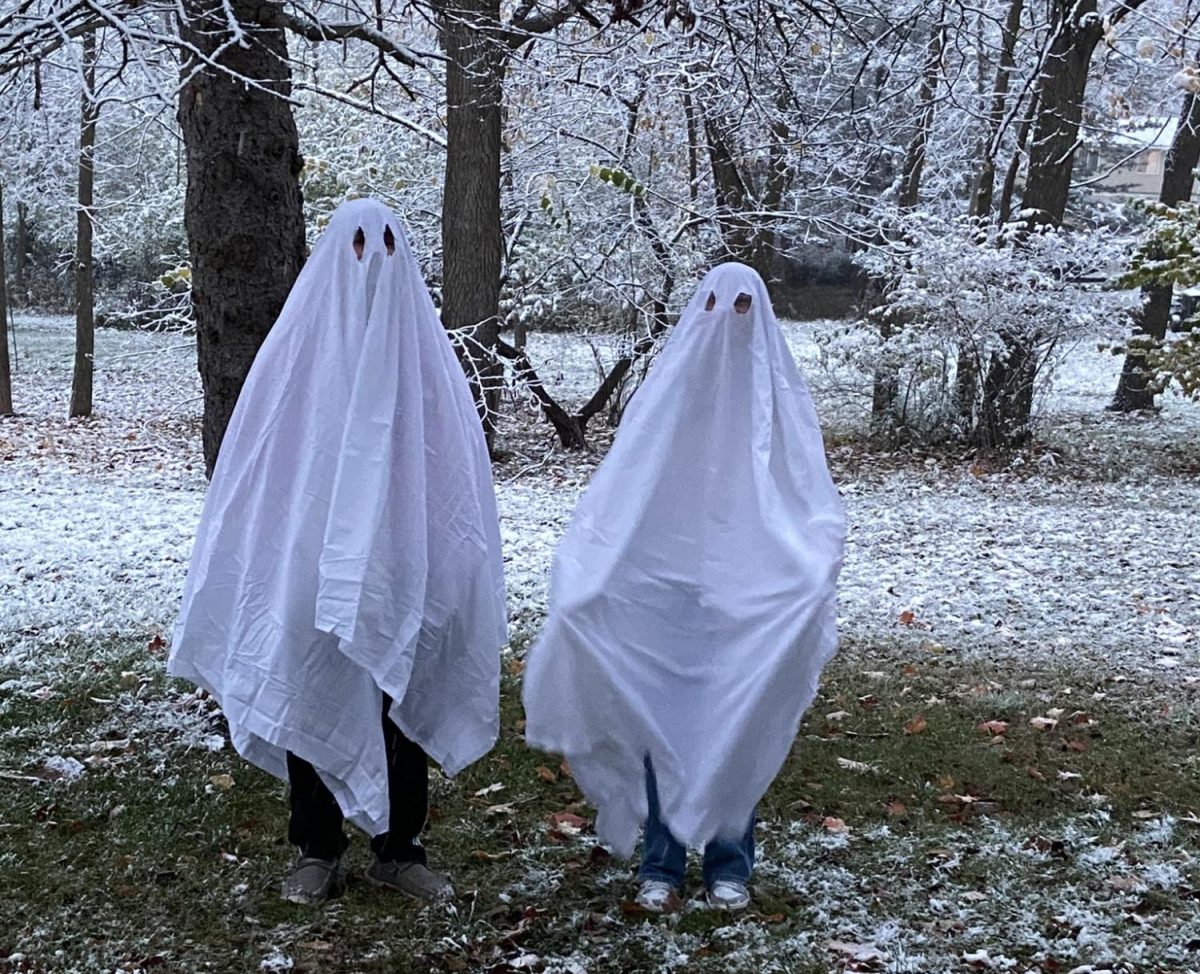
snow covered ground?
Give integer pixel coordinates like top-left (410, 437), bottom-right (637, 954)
top-left (2, 314), bottom-right (1197, 687)
top-left (3, 315), bottom-right (1200, 973)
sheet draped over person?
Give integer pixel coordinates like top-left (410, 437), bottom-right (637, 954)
top-left (170, 198), bottom-right (507, 835)
top-left (523, 263), bottom-right (845, 857)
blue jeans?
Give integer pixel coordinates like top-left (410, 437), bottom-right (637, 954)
top-left (637, 759), bottom-right (755, 888)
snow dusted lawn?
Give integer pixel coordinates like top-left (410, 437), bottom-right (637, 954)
top-left (3, 315), bottom-right (1200, 973)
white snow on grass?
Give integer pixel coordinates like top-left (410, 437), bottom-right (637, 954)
top-left (2, 314), bottom-right (1198, 691)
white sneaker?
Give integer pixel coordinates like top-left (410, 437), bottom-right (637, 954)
top-left (706, 880), bottom-right (750, 911)
top-left (634, 879), bottom-right (683, 914)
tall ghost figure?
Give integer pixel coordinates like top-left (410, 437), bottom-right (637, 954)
top-left (170, 199), bottom-right (507, 904)
top-left (523, 263), bottom-right (844, 908)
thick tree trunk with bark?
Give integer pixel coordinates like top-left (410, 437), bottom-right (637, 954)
top-left (436, 0), bottom-right (505, 443)
top-left (177, 0), bottom-right (306, 477)
top-left (70, 30), bottom-right (98, 420)
top-left (1110, 88), bottom-right (1200, 411)
top-left (704, 113), bottom-right (754, 264)
top-left (0, 183), bottom-right (12, 416)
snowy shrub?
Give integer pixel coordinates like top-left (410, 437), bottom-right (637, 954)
top-left (824, 213), bottom-right (1135, 447)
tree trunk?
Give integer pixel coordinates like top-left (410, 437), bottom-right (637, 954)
top-left (436, 0), bottom-right (505, 445)
top-left (977, 1), bottom-right (1106, 448)
top-left (1110, 87), bottom-right (1200, 411)
top-left (960, 0), bottom-right (1023, 424)
top-left (1019, 4), bottom-right (1100, 226)
top-left (177, 0), bottom-right (306, 477)
top-left (970, 0), bottom-right (1024, 219)
top-left (704, 112), bottom-right (754, 263)
top-left (0, 183), bottom-right (12, 416)
top-left (69, 30), bottom-right (98, 420)
top-left (873, 15), bottom-right (944, 425)
top-left (13, 200), bottom-right (27, 302)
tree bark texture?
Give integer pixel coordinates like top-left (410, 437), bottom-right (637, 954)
top-left (1110, 86), bottom-right (1200, 411)
top-left (436, 0), bottom-right (505, 443)
top-left (69, 30), bottom-right (98, 420)
top-left (0, 183), bottom-right (12, 416)
top-left (13, 200), bottom-right (27, 300)
top-left (177, 0), bottom-right (306, 477)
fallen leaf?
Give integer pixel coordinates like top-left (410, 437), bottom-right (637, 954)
top-left (858, 694), bottom-right (879, 710)
top-left (549, 811), bottom-right (588, 830)
top-left (885, 800), bottom-right (908, 817)
top-left (825, 710), bottom-right (850, 722)
top-left (1027, 768), bottom-right (1046, 781)
top-left (975, 720), bottom-right (1009, 735)
top-left (822, 816), bottom-right (849, 834)
top-left (898, 610), bottom-right (916, 626)
top-left (535, 765), bottom-right (557, 783)
top-left (1029, 716), bottom-right (1058, 731)
top-left (559, 759), bottom-right (573, 779)
top-left (904, 714), bottom-right (928, 735)
top-left (207, 773), bottom-right (234, 791)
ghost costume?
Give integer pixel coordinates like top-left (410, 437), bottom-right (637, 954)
top-left (169, 199), bottom-right (507, 839)
top-left (522, 263), bottom-right (844, 858)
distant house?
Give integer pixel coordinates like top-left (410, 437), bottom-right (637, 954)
top-left (1078, 118), bottom-right (1191, 202)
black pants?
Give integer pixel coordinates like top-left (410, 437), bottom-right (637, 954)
top-left (286, 694), bottom-right (428, 864)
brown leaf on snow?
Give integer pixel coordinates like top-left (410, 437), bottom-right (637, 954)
top-left (898, 610), bottom-right (916, 626)
top-left (549, 811), bottom-right (589, 830)
top-left (904, 714), bottom-right (928, 735)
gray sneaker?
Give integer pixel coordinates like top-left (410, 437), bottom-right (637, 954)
top-left (281, 855), bottom-right (343, 905)
top-left (365, 859), bottom-right (455, 902)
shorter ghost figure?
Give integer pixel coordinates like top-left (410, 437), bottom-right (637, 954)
top-left (170, 199), bottom-right (507, 905)
top-left (522, 262), bottom-right (845, 912)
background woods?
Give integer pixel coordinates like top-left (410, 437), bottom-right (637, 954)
top-left (1, 0), bottom-right (1200, 454)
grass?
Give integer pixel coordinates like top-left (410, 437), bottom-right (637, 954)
top-left (4, 641), bottom-right (1200, 973)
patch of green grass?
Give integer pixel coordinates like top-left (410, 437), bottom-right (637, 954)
top-left (3, 649), bottom-right (1200, 973)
